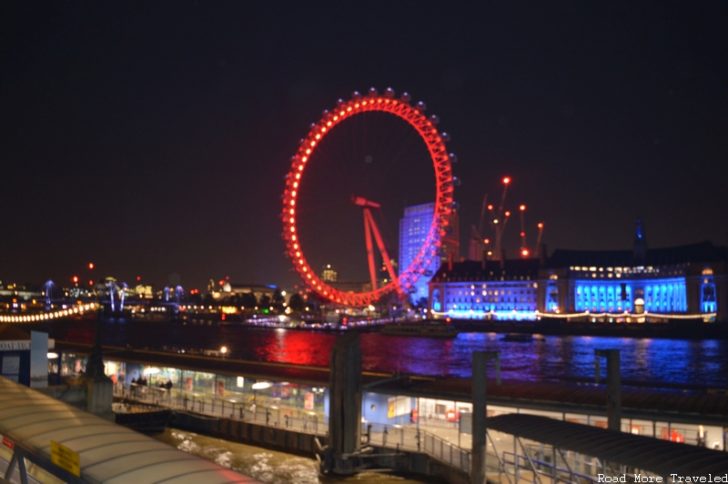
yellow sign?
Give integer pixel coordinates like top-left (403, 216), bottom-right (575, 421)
top-left (50, 440), bottom-right (80, 477)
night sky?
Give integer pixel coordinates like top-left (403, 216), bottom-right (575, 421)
top-left (2, 2), bottom-right (727, 290)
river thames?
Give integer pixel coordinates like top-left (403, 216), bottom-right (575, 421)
top-left (154, 428), bottom-right (429, 484)
top-left (50, 318), bottom-right (728, 389)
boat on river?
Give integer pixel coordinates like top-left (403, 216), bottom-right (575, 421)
top-left (500, 332), bottom-right (545, 342)
top-left (380, 320), bottom-right (458, 338)
top-left (500, 332), bottom-right (533, 342)
top-left (113, 402), bottom-right (172, 433)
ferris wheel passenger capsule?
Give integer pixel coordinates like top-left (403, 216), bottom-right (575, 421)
top-left (451, 200), bottom-right (460, 210)
top-left (351, 91), bottom-right (362, 99)
top-left (384, 87), bottom-right (395, 98)
top-left (441, 132), bottom-right (451, 142)
top-left (337, 98), bottom-right (345, 105)
top-left (448, 153), bottom-right (458, 163)
top-left (452, 176), bottom-right (461, 187)
top-left (416, 101), bottom-right (427, 111)
top-left (400, 92), bottom-right (411, 103)
top-left (429, 114), bottom-right (440, 125)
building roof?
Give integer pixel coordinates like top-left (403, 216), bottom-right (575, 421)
top-left (55, 340), bottom-right (728, 426)
top-left (486, 413), bottom-right (728, 475)
top-left (0, 325), bottom-right (31, 341)
top-left (548, 241), bottom-right (728, 268)
top-left (432, 259), bottom-right (541, 282)
top-left (0, 376), bottom-right (257, 483)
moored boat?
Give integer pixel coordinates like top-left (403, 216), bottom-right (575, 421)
top-left (381, 321), bottom-right (458, 338)
top-left (113, 402), bottom-right (172, 433)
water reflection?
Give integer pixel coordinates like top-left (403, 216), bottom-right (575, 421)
top-left (45, 319), bottom-right (728, 389)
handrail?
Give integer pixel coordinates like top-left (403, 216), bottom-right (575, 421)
top-left (114, 384), bottom-right (472, 473)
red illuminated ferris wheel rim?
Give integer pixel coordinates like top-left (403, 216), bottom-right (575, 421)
top-left (281, 91), bottom-right (455, 306)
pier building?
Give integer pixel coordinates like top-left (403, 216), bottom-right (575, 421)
top-left (48, 342), bottom-right (728, 482)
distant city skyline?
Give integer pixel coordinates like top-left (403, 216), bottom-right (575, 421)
top-left (2, 2), bottom-right (726, 289)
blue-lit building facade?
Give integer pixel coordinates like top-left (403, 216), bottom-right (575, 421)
top-left (430, 240), bottom-right (727, 323)
top-left (430, 259), bottom-right (540, 320)
top-left (399, 203), bottom-right (440, 305)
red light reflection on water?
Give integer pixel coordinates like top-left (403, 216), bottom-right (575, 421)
top-left (253, 329), bottom-right (335, 366)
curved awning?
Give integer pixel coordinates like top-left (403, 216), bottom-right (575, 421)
top-left (487, 413), bottom-right (728, 475)
top-left (0, 376), bottom-right (257, 483)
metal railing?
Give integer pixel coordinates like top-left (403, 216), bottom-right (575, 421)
top-left (114, 384), bottom-right (473, 474)
top-left (500, 449), bottom-right (599, 483)
top-left (360, 422), bottom-right (471, 473)
top-left (115, 383), bottom-right (329, 436)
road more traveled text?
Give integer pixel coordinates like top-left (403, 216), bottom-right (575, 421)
top-left (598, 474), bottom-right (728, 483)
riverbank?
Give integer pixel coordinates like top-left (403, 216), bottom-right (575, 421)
top-left (174, 316), bottom-right (728, 340)
top-left (450, 318), bottom-right (728, 339)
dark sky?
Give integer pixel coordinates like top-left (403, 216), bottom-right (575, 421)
top-left (1, 2), bottom-right (726, 290)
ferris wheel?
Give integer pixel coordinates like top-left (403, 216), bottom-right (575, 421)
top-left (281, 87), bottom-right (455, 306)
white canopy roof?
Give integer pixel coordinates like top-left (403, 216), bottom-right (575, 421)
top-left (0, 376), bottom-right (257, 483)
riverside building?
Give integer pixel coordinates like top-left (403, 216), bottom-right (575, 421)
top-left (429, 223), bottom-right (726, 322)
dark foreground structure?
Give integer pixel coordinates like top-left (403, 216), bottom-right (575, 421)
top-left (0, 376), bottom-right (256, 483)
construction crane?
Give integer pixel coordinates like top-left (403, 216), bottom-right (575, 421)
top-left (535, 222), bottom-right (545, 258)
top-left (519, 204), bottom-right (529, 257)
top-left (472, 176), bottom-right (545, 261)
top-left (490, 176), bottom-right (512, 262)
top-left (469, 194), bottom-right (492, 261)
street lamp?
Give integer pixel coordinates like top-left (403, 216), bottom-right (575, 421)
top-left (251, 381), bottom-right (271, 404)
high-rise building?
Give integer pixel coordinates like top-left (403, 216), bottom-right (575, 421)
top-left (398, 203), bottom-right (447, 305)
top-left (321, 264), bottom-right (338, 283)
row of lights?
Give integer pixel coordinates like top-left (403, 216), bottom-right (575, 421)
top-left (570, 265), bottom-right (661, 274)
top-left (537, 310), bottom-right (716, 320)
top-left (0, 303), bottom-right (100, 323)
top-left (434, 308), bottom-right (717, 320)
top-left (282, 88), bottom-right (454, 306)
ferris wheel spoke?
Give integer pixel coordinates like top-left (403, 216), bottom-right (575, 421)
top-left (281, 88), bottom-right (455, 306)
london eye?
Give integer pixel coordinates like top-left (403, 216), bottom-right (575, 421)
top-left (281, 88), bottom-right (456, 306)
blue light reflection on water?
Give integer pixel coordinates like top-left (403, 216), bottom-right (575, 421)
top-left (50, 319), bottom-right (728, 390)
top-left (375, 332), bottom-right (728, 388)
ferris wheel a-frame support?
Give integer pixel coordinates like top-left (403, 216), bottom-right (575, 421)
top-left (353, 196), bottom-right (398, 293)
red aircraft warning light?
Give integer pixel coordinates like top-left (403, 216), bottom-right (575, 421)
top-left (502, 176), bottom-right (511, 185)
